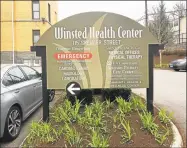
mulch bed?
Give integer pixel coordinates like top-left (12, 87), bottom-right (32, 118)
top-left (28, 95), bottom-right (173, 148)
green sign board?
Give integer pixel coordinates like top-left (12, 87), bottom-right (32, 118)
top-left (37, 12), bottom-right (157, 89)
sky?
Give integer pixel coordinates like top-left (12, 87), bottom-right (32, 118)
top-left (57, 1), bottom-right (186, 25)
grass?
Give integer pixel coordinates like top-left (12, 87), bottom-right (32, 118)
top-left (154, 127), bottom-right (170, 145)
top-left (88, 128), bottom-right (110, 147)
top-left (116, 96), bottom-right (132, 114)
top-left (78, 100), bottom-right (106, 130)
top-left (119, 116), bottom-right (134, 143)
top-left (130, 95), bottom-right (146, 111)
top-left (69, 98), bottom-right (82, 122)
top-left (158, 108), bottom-right (173, 125)
top-left (138, 109), bottom-right (173, 145)
top-left (51, 98), bottom-right (82, 123)
top-left (63, 123), bottom-right (83, 147)
top-left (23, 121), bottom-right (62, 147)
top-left (51, 106), bottom-right (71, 123)
top-left (138, 110), bottom-right (159, 134)
top-left (105, 99), bottom-right (115, 110)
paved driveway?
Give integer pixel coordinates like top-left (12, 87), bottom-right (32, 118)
top-left (0, 91), bottom-right (64, 148)
top-left (133, 69), bottom-right (186, 143)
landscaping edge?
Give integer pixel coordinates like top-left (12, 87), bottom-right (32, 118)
top-left (19, 91), bottom-right (64, 148)
top-left (136, 93), bottom-right (183, 148)
top-left (19, 92), bottom-right (183, 148)
top-left (19, 118), bottom-right (42, 148)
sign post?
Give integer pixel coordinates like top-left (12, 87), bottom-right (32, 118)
top-left (31, 46), bottom-right (49, 122)
top-left (147, 44), bottom-right (164, 115)
top-left (31, 12), bottom-right (163, 121)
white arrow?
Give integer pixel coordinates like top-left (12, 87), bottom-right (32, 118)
top-left (67, 83), bottom-right (80, 95)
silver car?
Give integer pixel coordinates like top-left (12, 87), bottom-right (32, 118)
top-left (0, 64), bottom-right (55, 141)
top-left (169, 57), bottom-right (186, 71)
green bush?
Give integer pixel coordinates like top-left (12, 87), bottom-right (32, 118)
top-left (68, 89), bottom-right (93, 105)
top-left (102, 88), bottom-right (131, 102)
top-left (93, 89), bottom-right (102, 95)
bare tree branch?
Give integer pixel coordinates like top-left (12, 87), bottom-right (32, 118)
top-left (172, 1), bottom-right (186, 18)
top-left (148, 1), bottom-right (174, 45)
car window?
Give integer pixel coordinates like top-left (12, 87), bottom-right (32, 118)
top-left (5, 67), bottom-right (26, 85)
top-left (21, 66), bottom-right (40, 80)
top-left (2, 73), bottom-right (14, 86)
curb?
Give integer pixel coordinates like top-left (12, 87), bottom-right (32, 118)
top-left (136, 93), bottom-right (183, 148)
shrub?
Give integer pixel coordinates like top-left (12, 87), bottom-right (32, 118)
top-left (68, 89), bottom-right (93, 105)
top-left (102, 88), bottom-right (131, 102)
top-left (93, 89), bottom-right (102, 95)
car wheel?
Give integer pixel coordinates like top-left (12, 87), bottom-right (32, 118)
top-left (3, 106), bottom-right (22, 141)
top-left (49, 89), bottom-right (55, 102)
top-left (174, 69), bottom-right (180, 71)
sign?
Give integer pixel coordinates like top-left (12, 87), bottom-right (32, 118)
top-left (66, 82), bottom-right (81, 96)
top-left (37, 12), bottom-right (157, 89)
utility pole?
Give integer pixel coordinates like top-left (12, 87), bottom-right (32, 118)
top-left (145, 0), bottom-right (148, 27)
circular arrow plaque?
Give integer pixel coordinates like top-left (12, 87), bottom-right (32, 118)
top-left (66, 82), bottom-right (81, 96)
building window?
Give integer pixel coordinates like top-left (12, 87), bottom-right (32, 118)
top-left (48, 3), bottom-right (51, 23)
top-left (32, 0), bottom-right (40, 19)
top-left (33, 30), bottom-right (40, 45)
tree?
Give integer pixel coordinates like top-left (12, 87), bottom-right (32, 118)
top-left (148, 1), bottom-right (174, 45)
top-left (172, 1), bottom-right (186, 18)
top-left (171, 1), bottom-right (186, 44)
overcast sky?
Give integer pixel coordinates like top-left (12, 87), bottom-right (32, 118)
top-left (58, 1), bottom-right (186, 24)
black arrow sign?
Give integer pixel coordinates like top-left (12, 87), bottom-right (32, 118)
top-left (66, 82), bottom-right (81, 96)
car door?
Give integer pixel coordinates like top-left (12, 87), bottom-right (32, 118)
top-left (3, 66), bottom-right (36, 117)
top-left (19, 66), bottom-right (42, 104)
